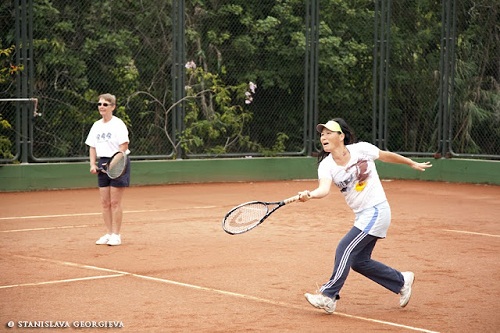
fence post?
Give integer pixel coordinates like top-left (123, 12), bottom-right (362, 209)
top-left (437, 0), bottom-right (457, 158)
top-left (372, 0), bottom-right (392, 150)
top-left (15, 0), bottom-right (34, 164)
top-left (304, 0), bottom-right (319, 156)
top-left (172, 0), bottom-right (186, 159)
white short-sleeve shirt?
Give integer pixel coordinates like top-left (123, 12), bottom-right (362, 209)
top-left (318, 141), bottom-right (387, 213)
top-left (318, 142), bottom-right (390, 237)
top-left (85, 116), bottom-right (129, 158)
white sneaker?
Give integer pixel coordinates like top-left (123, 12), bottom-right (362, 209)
top-left (96, 234), bottom-right (111, 245)
top-left (107, 234), bottom-right (121, 246)
top-left (400, 271), bottom-right (415, 307)
top-left (304, 293), bottom-right (337, 314)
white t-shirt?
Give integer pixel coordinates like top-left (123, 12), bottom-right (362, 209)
top-left (85, 116), bottom-right (129, 158)
top-left (318, 141), bottom-right (387, 213)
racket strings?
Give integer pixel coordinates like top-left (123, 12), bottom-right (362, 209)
top-left (107, 154), bottom-right (126, 178)
top-left (224, 203), bottom-right (269, 233)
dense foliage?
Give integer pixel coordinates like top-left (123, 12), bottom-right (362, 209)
top-left (0, 0), bottom-right (498, 161)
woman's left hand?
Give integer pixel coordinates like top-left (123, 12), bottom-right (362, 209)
top-left (411, 161), bottom-right (432, 171)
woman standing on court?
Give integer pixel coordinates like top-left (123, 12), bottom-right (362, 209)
top-left (85, 93), bottom-right (130, 246)
top-left (298, 118), bottom-right (432, 314)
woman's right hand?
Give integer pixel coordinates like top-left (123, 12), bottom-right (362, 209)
top-left (298, 190), bottom-right (312, 202)
top-left (90, 165), bottom-right (98, 174)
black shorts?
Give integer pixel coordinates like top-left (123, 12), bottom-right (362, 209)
top-left (97, 156), bottom-right (131, 188)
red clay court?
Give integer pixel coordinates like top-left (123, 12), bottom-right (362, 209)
top-left (1, 179), bottom-right (499, 332)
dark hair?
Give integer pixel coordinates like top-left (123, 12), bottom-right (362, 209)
top-left (317, 118), bottom-right (357, 164)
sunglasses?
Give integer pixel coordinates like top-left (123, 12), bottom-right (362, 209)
top-left (97, 103), bottom-right (113, 107)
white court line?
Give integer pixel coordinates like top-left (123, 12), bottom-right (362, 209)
top-left (0, 212), bottom-right (100, 220)
top-left (1, 224), bottom-right (98, 233)
top-left (443, 229), bottom-right (500, 238)
top-left (0, 206), bottom-right (218, 221)
top-left (9, 255), bottom-right (439, 333)
top-left (0, 207), bottom-right (219, 233)
top-left (0, 274), bottom-right (125, 289)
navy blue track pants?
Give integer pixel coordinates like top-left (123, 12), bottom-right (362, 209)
top-left (319, 226), bottom-right (405, 299)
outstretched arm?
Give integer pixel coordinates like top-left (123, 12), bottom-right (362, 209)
top-left (378, 150), bottom-right (432, 172)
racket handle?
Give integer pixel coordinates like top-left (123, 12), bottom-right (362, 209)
top-left (283, 194), bottom-right (300, 205)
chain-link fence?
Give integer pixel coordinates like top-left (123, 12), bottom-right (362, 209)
top-left (1, 0), bottom-right (499, 164)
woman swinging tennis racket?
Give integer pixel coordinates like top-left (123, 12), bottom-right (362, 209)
top-left (298, 118), bottom-right (432, 314)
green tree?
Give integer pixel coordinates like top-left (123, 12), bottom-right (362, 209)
top-left (180, 63), bottom-right (288, 156)
top-left (30, 0), bottom-right (144, 157)
top-left (0, 45), bottom-right (22, 159)
top-left (452, 0), bottom-right (500, 154)
top-left (3, 0), bottom-right (498, 161)
top-left (388, 0), bottom-right (442, 152)
top-left (185, 0), bottom-right (306, 152)
top-left (317, 0), bottom-right (376, 140)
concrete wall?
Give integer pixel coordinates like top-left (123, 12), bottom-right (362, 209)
top-left (1, 157), bottom-right (499, 192)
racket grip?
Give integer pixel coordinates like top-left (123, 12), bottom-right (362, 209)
top-left (283, 194), bottom-right (301, 204)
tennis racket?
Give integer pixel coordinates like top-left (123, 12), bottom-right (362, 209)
top-left (222, 194), bottom-right (301, 235)
top-left (98, 151), bottom-right (128, 179)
